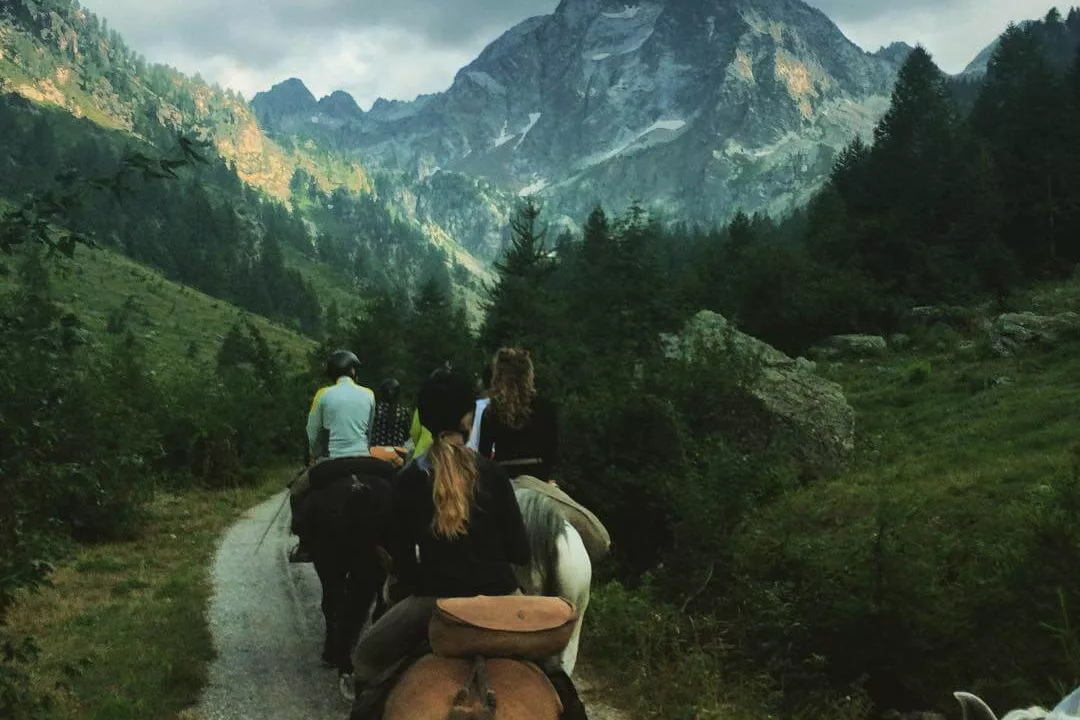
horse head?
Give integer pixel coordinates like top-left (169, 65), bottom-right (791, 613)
top-left (954, 686), bottom-right (1080, 720)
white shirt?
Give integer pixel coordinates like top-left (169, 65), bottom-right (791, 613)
top-left (466, 397), bottom-right (490, 451)
top-left (306, 376), bottom-right (375, 459)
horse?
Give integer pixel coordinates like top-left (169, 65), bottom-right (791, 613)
top-left (511, 485), bottom-right (593, 677)
top-left (954, 685), bottom-right (1080, 720)
top-left (291, 461), bottom-right (394, 674)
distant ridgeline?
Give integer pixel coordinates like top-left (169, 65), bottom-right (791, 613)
top-left (0, 0), bottom-right (481, 338)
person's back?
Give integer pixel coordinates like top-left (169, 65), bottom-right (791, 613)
top-left (477, 348), bottom-right (559, 481)
top-left (310, 377), bottom-right (376, 459)
top-left (391, 452), bottom-right (527, 597)
top-left (479, 395), bottom-right (557, 478)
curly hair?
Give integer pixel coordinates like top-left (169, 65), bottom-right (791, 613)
top-left (489, 347), bottom-right (536, 430)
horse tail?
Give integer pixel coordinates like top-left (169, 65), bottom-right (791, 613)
top-left (514, 487), bottom-right (565, 596)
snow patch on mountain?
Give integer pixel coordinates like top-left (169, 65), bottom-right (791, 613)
top-left (648, 120), bottom-right (686, 132)
top-left (602, 5), bottom-right (640, 19)
top-left (493, 121), bottom-right (514, 148)
top-left (519, 176), bottom-right (549, 196)
top-left (578, 117), bottom-right (689, 169)
top-left (516, 113), bottom-right (542, 148)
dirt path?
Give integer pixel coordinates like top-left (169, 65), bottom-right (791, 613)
top-left (184, 490), bottom-right (630, 719)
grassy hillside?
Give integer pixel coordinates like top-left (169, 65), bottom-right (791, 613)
top-left (583, 273), bottom-right (1080, 717)
top-left (0, 244), bottom-right (317, 373)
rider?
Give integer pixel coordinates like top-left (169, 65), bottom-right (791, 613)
top-left (348, 368), bottom-right (531, 719)
top-left (478, 347), bottom-right (559, 482)
top-left (369, 377), bottom-right (412, 448)
top-left (291, 349), bottom-right (389, 561)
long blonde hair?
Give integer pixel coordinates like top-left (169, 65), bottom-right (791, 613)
top-left (428, 433), bottom-right (479, 539)
top-left (489, 347), bottom-right (536, 430)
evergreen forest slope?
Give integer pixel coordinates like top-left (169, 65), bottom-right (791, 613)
top-left (0, 0), bottom-right (490, 332)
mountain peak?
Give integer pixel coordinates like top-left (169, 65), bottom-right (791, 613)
top-left (873, 41), bottom-right (915, 66)
top-left (251, 78), bottom-right (318, 122)
top-left (317, 90), bottom-right (360, 119)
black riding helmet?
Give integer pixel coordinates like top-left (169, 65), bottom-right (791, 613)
top-left (326, 349), bottom-right (360, 380)
top-left (378, 378), bottom-right (400, 403)
top-left (417, 370), bottom-right (476, 436)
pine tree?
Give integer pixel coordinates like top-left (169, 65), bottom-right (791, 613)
top-left (971, 24), bottom-right (1066, 275)
top-left (408, 274), bottom-right (473, 383)
top-left (480, 200), bottom-right (556, 356)
top-left (860, 46), bottom-right (960, 299)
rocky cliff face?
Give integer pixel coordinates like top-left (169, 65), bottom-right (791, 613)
top-left (254, 0), bottom-right (907, 258)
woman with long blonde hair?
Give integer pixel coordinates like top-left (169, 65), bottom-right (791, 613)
top-left (478, 348), bottom-right (560, 481)
top-left (348, 369), bottom-right (531, 719)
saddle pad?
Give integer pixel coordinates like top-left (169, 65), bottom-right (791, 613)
top-left (512, 475), bottom-right (612, 561)
top-left (430, 596), bottom-right (576, 660)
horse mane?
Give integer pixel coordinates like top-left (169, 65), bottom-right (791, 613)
top-left (513, 487), bottom-right (566, 596)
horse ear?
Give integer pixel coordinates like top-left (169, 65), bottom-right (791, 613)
top-left (955, 691), bottom-right (1000, 720)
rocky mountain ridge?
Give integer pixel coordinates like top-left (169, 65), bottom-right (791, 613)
top-left (253, 0), bottom-right (914, 246)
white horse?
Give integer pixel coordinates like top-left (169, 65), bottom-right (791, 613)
top-left (512, 486), bottom-right (593, 677)
top-left (955, 685), bottom-right (1080, 720)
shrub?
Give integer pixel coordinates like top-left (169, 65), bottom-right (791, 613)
top-left (906, 360), bottom-right (932, 384)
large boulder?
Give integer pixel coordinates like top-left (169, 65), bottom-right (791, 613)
top-left (827, 334), bottom-right (888, 357)
top-left (982, 311), bottom-right (1080, 357)
top-left (660, 311), bottom-right (855, 479)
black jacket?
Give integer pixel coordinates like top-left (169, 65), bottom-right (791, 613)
top-left (387, 454), bottom-right (530, 598)
top-left (478, 396), bottom-right (559, 479)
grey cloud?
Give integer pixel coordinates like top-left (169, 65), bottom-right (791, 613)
top-left (80, 0), bottom-right (1053, 104)
top-left (805, 0), bottom-right (966, 24)
top-left (85, 0), bottom-right (559, 62)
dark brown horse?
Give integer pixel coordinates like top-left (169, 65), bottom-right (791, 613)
top-left (292, 460), bottom-right (395, 672)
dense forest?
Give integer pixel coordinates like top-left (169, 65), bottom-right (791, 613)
top-left (4, 3), bottom-right (1080, 719)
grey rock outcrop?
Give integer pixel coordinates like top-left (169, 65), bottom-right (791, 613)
top-left (825, 334), bottom-right (888, 357)
top-left (982, 311), bottom-right (1080, 356)
top-left (661, 310), bottom-right (855, 478)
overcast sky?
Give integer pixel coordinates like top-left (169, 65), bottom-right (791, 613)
top-left (81, 0), bottom-right (1057, 109)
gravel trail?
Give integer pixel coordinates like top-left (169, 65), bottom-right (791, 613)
top-left (184, 490), bottom-right (630, 720)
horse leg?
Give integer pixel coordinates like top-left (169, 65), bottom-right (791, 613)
top-left (341, 549), bottom-right (386, 671)
top-left (555, 525), bottom-right (592, 677)
top-left (313, 551), bottom-right (349, 669)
